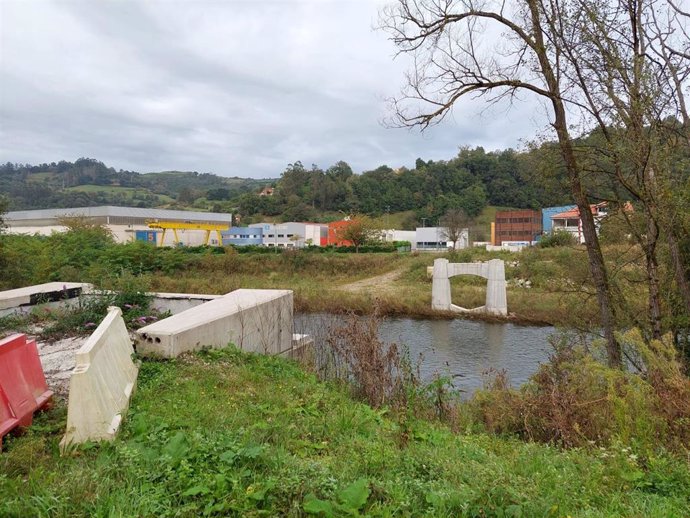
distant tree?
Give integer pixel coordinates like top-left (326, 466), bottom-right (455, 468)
top-left (440, 209), bottom-right (469, 250)
top-left (289, 233), bottom-right (302, 248)
top-left (0, 197), bottom-right (7, 243)
top-left (177, 187), bottom-right (195, 204)
top-left (207, 188), bottom-right (230, 201)
top-left (458, 183), bottom-right (488, 217)
top-left (337, 216), bottom-right (379, 253)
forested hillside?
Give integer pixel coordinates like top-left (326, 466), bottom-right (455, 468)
top-left (237, 146), bottom-right (572, 224)
top-left (0, 158), bottom-right (268, 211)
top-left (0, 145), bottom-right (573, 220)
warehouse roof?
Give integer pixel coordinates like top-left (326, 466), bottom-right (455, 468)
top-left (5, 205), bottom-right (233, 223)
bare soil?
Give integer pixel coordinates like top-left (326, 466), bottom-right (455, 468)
top-left (338, 268), bottom-right (405, 293)
top-left (36, 336), bottom-right (87, 399)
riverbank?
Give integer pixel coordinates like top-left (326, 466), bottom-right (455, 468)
top-left (145, 247), bottom-right (606, 327)
top-left (2, 347), bottom-right (688, 516)
top-left (0, 230), bottom-right (647, 327)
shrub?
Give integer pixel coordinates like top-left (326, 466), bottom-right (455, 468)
top-left (468, 330), bottom-right (690, 452)
top-left (322, 312), bottom-right (415, 409)
top-left (538, 231), bottom-right (576, 248)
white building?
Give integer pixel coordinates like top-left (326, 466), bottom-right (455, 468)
top-left (415, 227), bottom-right (469, 250)
top-left (4, 206), bottom-right (233, 246)
top-left (250, 222), bottom-right (327, 248)
top-left (550, 203), bottom-right (608, 244)
top-left (381, 229), bottom-right (416, 248)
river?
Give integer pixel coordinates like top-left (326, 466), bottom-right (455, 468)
top-left (294, 314), bottom-right (555, 396)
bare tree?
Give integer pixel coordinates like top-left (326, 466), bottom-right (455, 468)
top-left (440, 208), bottom-right (469, 250)
top-left (379, 0), bottom-right (623, 366)
top-left (542, 0), bottom-right (690, 337)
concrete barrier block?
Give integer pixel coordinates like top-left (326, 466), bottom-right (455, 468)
top-left (136, 289), bottom-right (293, 358)
top-left (0, 334), bottom-right (53, 449)
top-left (61, 307), bottom-right (138, 449)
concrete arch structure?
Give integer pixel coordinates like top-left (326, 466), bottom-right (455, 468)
top-left (432, 258), bottom-right (507, 316)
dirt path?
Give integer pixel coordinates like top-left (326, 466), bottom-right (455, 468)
top-left (338, 268), bottom-right (406, 293)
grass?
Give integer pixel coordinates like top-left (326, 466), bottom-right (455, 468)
top-left (1, 347), bottom-right (688, 517)
top-left (64, 185), bottom-right (175, 204)
top-left (144, 248), bottom-right (597, 325)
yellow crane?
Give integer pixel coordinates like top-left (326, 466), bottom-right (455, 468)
top-left (147, 220), bottom-right (229, 246)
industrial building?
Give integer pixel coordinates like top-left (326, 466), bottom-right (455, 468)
top-left (415, 227), bottom-right (469, 250)
top-left (248, 222), bottom-right (327, 248)
top-left (221, 226), bottom-right (263, 247)
top-left (493, 209), bottom-right (542, 245)
top-left (4, 206), bottom-right (233, 246)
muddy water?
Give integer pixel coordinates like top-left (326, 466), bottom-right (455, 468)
top-left (294, 314), bottom-right (555, 396)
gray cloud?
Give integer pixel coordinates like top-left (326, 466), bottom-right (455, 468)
top-left (0, 0), bottom-right (548, 178)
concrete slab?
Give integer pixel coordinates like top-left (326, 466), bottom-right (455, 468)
top-left (148, 292), bottom-right (222, 315)
top-left (61, 307), bottom-right (139, 449)
top-left (136, 289), bottom-right (293, 358)
top-left (0, 282), bottom-right (92, 317)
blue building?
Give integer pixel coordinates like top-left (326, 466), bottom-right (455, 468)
top-left (542, 205), bottom-right (576, 234)
top-left (221, 226), bottom-right (263, 246)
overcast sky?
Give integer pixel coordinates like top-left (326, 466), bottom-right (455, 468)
top-left (0, 0), bottom-right (547, 178)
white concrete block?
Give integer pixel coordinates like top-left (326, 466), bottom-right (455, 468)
top-left (61, 307), bottom-right (138, 449)
top-left (136, 289), bottom-right (293, 358)
top-left (148, 292), bottom-right (222, 315)
top-left (431, 258), bottom-right (507, 316)
top-left (0, 282), bottom-right (91, 312)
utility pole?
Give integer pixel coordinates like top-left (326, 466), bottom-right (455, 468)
top-left (421, 217), bottom-right (427, 228)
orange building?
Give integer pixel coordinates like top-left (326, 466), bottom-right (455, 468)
top-left (327, 220), bottom-right (354, 246)
top-left (494, 209), bottom-right (542, 245)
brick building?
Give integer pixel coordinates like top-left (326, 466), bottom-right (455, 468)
top-left (494, 209), bottom-right (542, 245)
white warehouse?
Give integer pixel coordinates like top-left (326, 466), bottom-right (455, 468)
top-left (4, 206), bottom-right (233, 246)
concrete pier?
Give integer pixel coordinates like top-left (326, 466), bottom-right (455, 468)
top-left (431, 258), bottom-right (507, 316)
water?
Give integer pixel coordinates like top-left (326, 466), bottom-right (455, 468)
top-left (294, 314), bottom-right (555, 395)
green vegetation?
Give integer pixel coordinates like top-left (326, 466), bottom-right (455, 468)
top-left (539, 230), bottom-right (577, 248)
top-left (2, 144), bottom-right (572, 221)
top-left (65, 184), bottom-right (175, 205)
top-left (0, 227), bottom-right (658, 327)
top-left (237, 149), bottom-right (570, 226)
top-left (1, 347), bottom-right (688, 517)
top-left (0, 158), bottom-right (265, 211)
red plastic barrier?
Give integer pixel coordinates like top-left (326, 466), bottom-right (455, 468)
top-left (0, 334), bottom-right (53, 449)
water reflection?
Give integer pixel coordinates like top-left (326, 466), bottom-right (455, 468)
top-left (294, 314), bottom-right (554, 396)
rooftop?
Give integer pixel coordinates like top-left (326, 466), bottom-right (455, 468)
top-left (5, 205), bottom-right (233, 223)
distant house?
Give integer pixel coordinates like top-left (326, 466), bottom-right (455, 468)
top-left (550, 203), bottom-right (608, 244)
top-left (541, 205), bottom-right (577, 234)
top-left (259, 186), bottom-right (274, 197)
